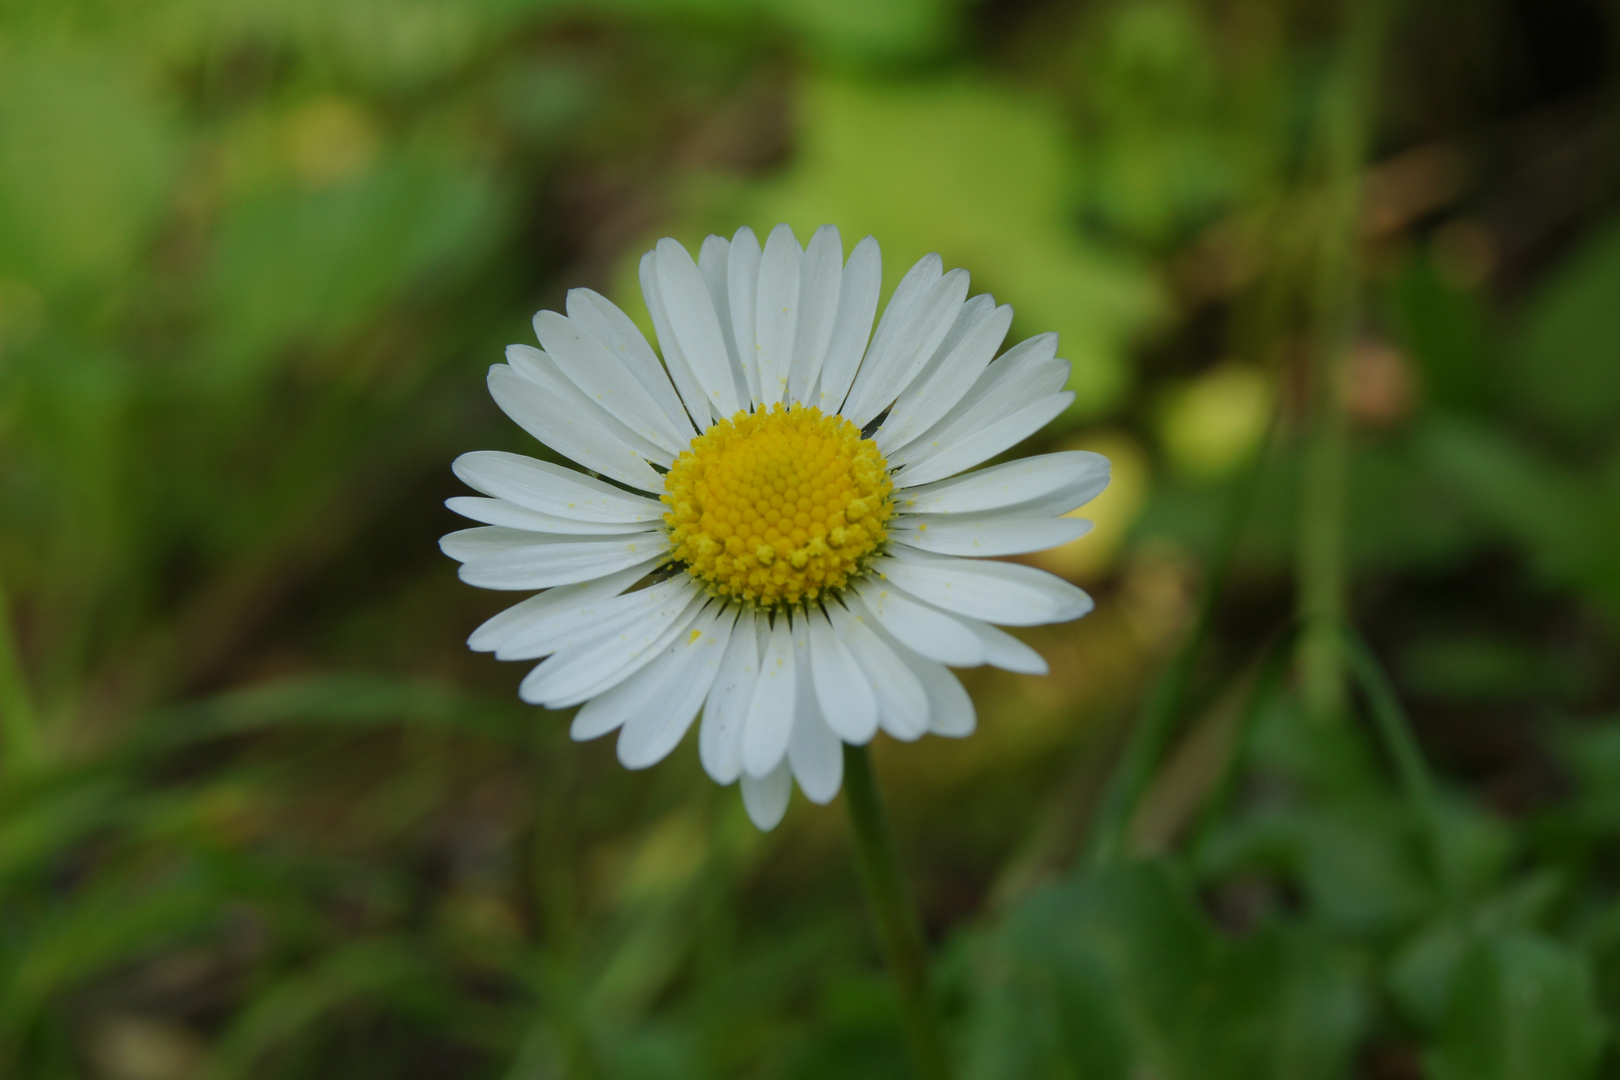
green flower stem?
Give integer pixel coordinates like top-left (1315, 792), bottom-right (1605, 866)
top-left (1297, 0), bottom-right (1394, 724)
top-left (1342, 628), bottom-right (1462, 905)
top-left (0, 568), bottom-right (41, 776)
top-left (842, 743), bottom-right (954, 1080)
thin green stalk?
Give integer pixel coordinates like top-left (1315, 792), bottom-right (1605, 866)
top-left (1186, 627), bottom-right (1298, 854)
top-left (0, 568), bottom-right (41, 776)
top-left (1085, 422), bottom-right (1273, 869)
top-left (843, 744), bottom-right (953, 1080)
top-left (1296, 0), bottom-right (1394, 724)
top-left (1342, 628), bottom-right (1462, 905)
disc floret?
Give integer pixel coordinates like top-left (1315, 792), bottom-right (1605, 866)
top-left (662, 403), bottom-right (893, 608)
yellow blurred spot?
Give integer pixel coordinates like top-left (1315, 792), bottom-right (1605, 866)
top-left (1028, 429), bottom-right (1148, 582)
top-left (283, 99), bottom-right (379, 188)
top-left (90, 1015), bottom-right (203, 1080)
top-left (1156, 364), bottom-right (1271, 480)
top-left (620, 811), bottom-right (708, 904)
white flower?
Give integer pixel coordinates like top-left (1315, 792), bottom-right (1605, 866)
top-left (442, 225), bottom-right (1109, 829)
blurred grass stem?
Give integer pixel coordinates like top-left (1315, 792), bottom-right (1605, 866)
top-left (1086, 419), bottom-right (1273, 868)
top-left (1297, 0), bottom-right (1394, 724)
top-left (1343, 628), bottom-right (1463, 904)
top-left (0, 570), bottom-right (41, 775)
top-left (843, 743), bottom-right (954, 1080)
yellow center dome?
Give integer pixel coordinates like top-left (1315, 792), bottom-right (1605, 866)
top-left (661, 403), bottom-right (893, 608)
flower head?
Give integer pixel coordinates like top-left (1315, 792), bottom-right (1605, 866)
top-left (442, 225), bottom-right (1109, 829)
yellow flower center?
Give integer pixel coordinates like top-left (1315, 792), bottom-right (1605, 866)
top-left (661, 402), bottom-right (893, 608)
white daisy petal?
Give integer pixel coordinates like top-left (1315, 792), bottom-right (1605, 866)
top-left (788, 225), bottom-right (843, 405)
top-left (698, 234), bottom-right (752, 407)
top-left (519, 587), bottom-right (705, 708)
top-left (655, 237), bottom-right (743, 419)
top-left (445, 496), bottom-right (655, 536)
top-left (892, 392), bottom-right (1074, 488)
top-left (568, 662), bottom-right (656, 741)
top-left (740, 759), bottom-right (792, 830)
top-left (814, 235), bottom-right (881, 414)
top-left (862, 617), bottom-right (976, 737)
top-left (532, 310), bottom-right (689, 455)
top-left (890, 514), bottom-right (1094, 557)
top-left (875, 298), bottom-right (1010, 454)
top-left (504, 346), bottom-right (675, 467)
top-left (754, 223), bottom-right (801, 407)
top-left (577, 603), bottom-right (731, 755)
top-left (878, 550), bottom-right (1094, 627)
top-left (742, 615), bottom-right (797, 777)
top-left (698, 234), bottom-right (735, 358)
top-left (438, 523), bottom-right (652, 562)
top-left (640, 249), bottom-right (713, 427)
top-left (787, 615), bottom-right (844, 803)
top-left (886, 333), bottom-right (1067, 470)
top-left (445, 528), bottom-right (665, 591)
top-left (614, 605), bottom-right (736, 768)
top-left (824, 600), bottom-right (929, 740)
top-left (727, 226), bottom-right (764, 406)
top-left (467, 561), bottom-right (658, 653)
top-left (564, 288), bottom-right (697, 440)
top-left (895, 451), bottom-right (1109, 516)
top-left (489, 571), bottom-right (666, 661)
top-left (498, 576), bottom-right (688, 662)
top-left (955, 615), bottom-right (1048, 675)
top-left (842, 253), bottom-right (939, 417)
top-left (486, 363), bottom-right (666, 492)
top-left (452, 450), bottom-right (665, 523)
top-left (848, 582), bottom-right (986, 667)
top-left (905, 649), bottom-right (976, 737)
top-left (844, 265), bottom-right (971, 429)
top-left (700, 609), bottom-right (761, 784)
top-left (807, 607), bottom-right (878, 744)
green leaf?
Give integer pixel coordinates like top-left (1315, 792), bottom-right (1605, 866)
top-left (1421, 418), bottom-right (1620, 621)
top-left (1199, 805), bottom-right (1432, 936)
top-left (0, 868), bottom-right (227, 1032)
top-left (1516, 216), bottom-right (1620, 439)
top-left (1425, 932), bottom-right (1606, 1080)
top-left (144, 673), bottom-right (533, 746)
top-left (199, 939), bottom-right (472, 1080)
top-left (207, 156), bottom-right (501, 380)
top-left (729, 76), bottom-right (1164, 417)
top-left (763, 0), bottom-right (957, 62)
top-left (0, 48), bottom-right (177, 290)
top-left (1388, 255), bottom-right (1494, 412)
top-left (1388, 871), bottom-right (1564, 1031)
top-left (968, 863), bottom-right (1365, 1080)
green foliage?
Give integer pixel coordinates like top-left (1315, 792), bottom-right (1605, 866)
top-left (1427, 933), bottom-right (1606, 1080)
top-left (0, 48), bottom-right (177, 289)
top-left (1516, 217), bottom-right (1620, 440)
top-left (1, 0), bottom-right (1619, 1077)
top-left (969, 862), bottom-right (1365, 1080)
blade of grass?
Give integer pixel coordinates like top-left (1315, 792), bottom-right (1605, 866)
top-left (1342, 626), bottom-right (1462, 905)
top-left (1085, 423), bottom-right (1273, 869)
top-left (1296, 0), bottom-right (1397, 724)
top-left (0, 569), bottom-right (41, 776)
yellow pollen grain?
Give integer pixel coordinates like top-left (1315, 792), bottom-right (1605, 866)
top-left (661, 402), bottom-right (893, 608)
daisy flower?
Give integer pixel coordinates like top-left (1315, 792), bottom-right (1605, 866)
top-left (442, 225), bottom-right (1109, 829)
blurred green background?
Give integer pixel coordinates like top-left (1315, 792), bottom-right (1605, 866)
top-left (3, 0), bottom-right (1620, 1077)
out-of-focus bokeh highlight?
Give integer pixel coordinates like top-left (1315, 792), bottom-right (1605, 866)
top-left (2, 0), bottom-right (1619, 1077)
